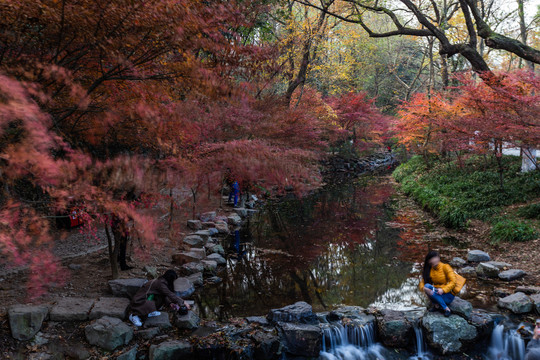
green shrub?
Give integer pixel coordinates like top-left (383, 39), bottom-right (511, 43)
top-left (393, 155), bottom-right (540, 230)
top-left (490, 220), bottom-right (538, 243)
top-left (516, 203), bottom-right (540, 219)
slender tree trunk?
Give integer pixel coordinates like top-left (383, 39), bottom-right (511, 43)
top-left (105, 224), bottom-right (119, 279)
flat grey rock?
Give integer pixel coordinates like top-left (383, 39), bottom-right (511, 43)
top-left (85, 316), bottom-right (133, 351)
top-left (498, 292), bottom-right (533, 314)
top-left (181, 262), bottom-right (204, 275)
top-left (187, 272), bottom-right (203, 287)
top-left (187, 220), bottom-right (202, 230)
top-left (149, 340), bottom-right (192, 360)
top-left (8, 304), bottom-right (49, 341)
top-left (174, 311), bottom-right (200, 330)
top-left (109, 278), bottom-right (147, 298)
top-left (467, 250), bottom-right (490, 262)
top-left (50, 297), bottom-right (95, 321)
top-left (89, 297), bottom-right (130, 320)
top-left (183, 235), bottom-right (204, 248)
top-left (117, 345), bottom-right (137, 360)
top-left (144, 312), bottom-right (172, 329)
top-left (450, 257), bottom-right (467, 267)
top-left (476, 262), bottom-right (500, 278)
top-left (498, 269), bottom-right (526, 281)
top-left (206, 253), bottom-right (226, 265)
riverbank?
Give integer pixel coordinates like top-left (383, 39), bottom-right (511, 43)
top-left (392, 155), bottom-right (540, 286)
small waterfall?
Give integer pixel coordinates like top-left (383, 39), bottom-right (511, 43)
top-left (320, 322), bottom-right (385, 360)
top-left (409, 324), bottom-right (431, 360)
top-left (486, 324), bottom-right (526, 360)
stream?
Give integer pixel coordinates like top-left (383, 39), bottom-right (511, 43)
top-left (197, 172), bottom-right (535, 359)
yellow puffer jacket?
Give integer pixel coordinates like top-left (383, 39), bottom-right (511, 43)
top-left (418, 262), bottom-right (458, 295)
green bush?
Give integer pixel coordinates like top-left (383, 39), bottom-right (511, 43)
top-left (490, 220), bottom-right (538, 243)
top-left (516, 203), bottom-right (540, 219)
top-left (393, 155), bottom-right (540, 229)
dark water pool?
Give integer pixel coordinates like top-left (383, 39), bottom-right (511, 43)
top-left (196, 174), bottom-right (496, 321)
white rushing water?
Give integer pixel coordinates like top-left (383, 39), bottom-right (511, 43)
top-left (486, 324), bottom-right (526, 360)
top-left (409, 324), bottom-right (431, 360)
top-left (320, 322), bottom-right (386, 360)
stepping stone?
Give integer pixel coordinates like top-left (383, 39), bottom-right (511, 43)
top-left (200, 211), bottom-right (216, 222)
top-left (109, 278), bottom-right (147, 298)
top-left (173, 278), bottom-right (195, 298)
top-left (183, 235), bottom-right (204, 248)
top-left (187, 220), bottom-right (202, 230)
top-left (206, 253), bottom-right (226, 265)
top-left (174, 311), bottom-right (200, 330)
top-left (227, 214), bottom-right (242, 226)
top-left (8, 304), bottom-right (49, 341)
top-left (484, 261), bottom-right (511, 270)
top-left (149, 340), bottom-right (192, 360)
top-left (201, 222), bottom-right (215, 229)
top-left (201, 260), bottom-right (217, 272)
top-left (50, 297), bottom-right (95, 321)
top-left (246, 316), bottom-right (269, 326)
top-left (498, 269), bottom-right (526, 281)
top-left (187, 272), bottom-right (203, 287)
top-left (194, 230), bottom-right (213, 241)
top-left (190, 248), bottom-right (206, 259)
top-left (476, 262), bottom-right (500, 278)
top-left (215, 221), bottom-right (229, 234)
top-left (144, 312), bottom-right (172, 329)
top-left (467, 250), bottom-right (490, 262)
top-left (181, 262), bottom-right (204, 275)
top-left (205, 244), bottom-right (225, 256)
top-left (172, 251), bottom-right (204, 265)
top-left (497, 292), bottom-right (533, 314)
top-left (450, 257), bottom-right (467, 267)
top-left (233, 208), bottom-right (248, 217)
top-left (460, 266), bottom-right (476, 275)
top-left (85, 316), bottom-right (133, 351)
top-left (89, 297), bottom-right (130, 320)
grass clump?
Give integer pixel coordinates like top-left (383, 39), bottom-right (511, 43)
top-left (516, 203), bottom-right (540, 219)
top-left (490, 220), bottom-right (538, 243)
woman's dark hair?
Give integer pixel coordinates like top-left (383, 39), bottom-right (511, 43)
top-left (422, 250), bottom-right (440, 285)
top-left (160, 270), bottom-right (178, 292)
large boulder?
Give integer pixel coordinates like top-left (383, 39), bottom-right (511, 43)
top-left (375, 310), bottom-right (413, 348)
top-left (448, 297), bottom-right (473, 320)
top-left (8, 304), bottom-right (49, 341)
top-left (183, 235), bottom-right (204, 248)
top-left (476, 262), bottom-right (500, 278)
top-left (144, 312), bottom-right (172, 329)
top-left (108, 278), bottom-right (147, 298)
top-left (84, 316), bottom-right (133, 351)
top-left (89, 297), bottom-right (130, 320)
top-left (278, 322), bottom-right (321, 357)
top-left (467, 250), bottom-right (490, 262)
top-left (174, 311), bottom-right (200, 330)
top-left (422, 312), bottom-right (477, 354)
top-left (498, 292), bottom-right (533, 314)
top-left (498, 269), bottom-right (526, 281)
top-left (149, 340), bottom-right (192, 360)
top-left (173, 278), bottom-right (195, 298)
top-left (267, 301), bottom-right (318, 324)
top-left (50, 297), bottom-right (95, 321)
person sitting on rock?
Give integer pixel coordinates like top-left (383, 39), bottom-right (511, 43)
top-left (419, 250), bottom-right (457, 317)
top-left (128, 269), bottom-right (190, 327)
top-left (526, 320), bottom-right (540, 360)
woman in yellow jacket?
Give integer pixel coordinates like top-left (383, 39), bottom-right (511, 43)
top-left (419, 250), bottom-right (457, 317)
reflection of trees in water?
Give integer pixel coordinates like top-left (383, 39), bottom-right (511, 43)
top-left (198, 176), bottom-right (418, 319)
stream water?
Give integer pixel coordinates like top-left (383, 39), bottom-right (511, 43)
top-left (196, 172), bottom-right (534, 359)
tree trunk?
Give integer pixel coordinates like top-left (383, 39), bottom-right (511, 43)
top-left (105, 224), bottom-right (119, 279)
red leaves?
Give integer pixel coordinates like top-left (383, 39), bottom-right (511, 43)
top-left (395, 70), bottom-right (540, 155)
